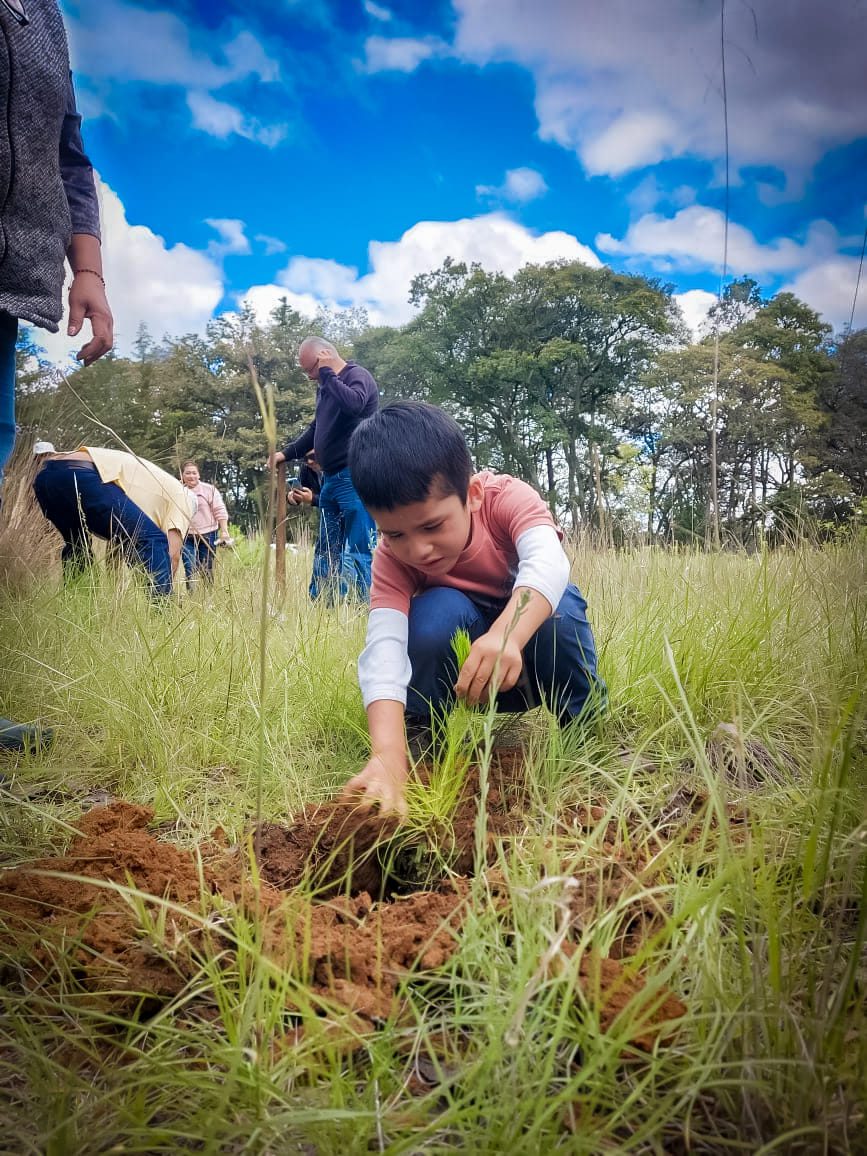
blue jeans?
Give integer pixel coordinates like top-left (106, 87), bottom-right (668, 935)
top-left (313, 467), bottom-right (376, 602)
top-left (308, 525), bottom-right (333, 601)
top-left (33, 461), bottom-right (174, 596)
top-left (0, 311), bottom-right (17, 479)
top-left (182, 531), bottom-right (217, 587)
top-left (406, 583), bottom-right (606, 724)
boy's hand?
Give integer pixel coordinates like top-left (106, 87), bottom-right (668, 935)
top-left (455, 630), bottom-right (523, 706)
top-left (340, 749), bottom-right (409, 818)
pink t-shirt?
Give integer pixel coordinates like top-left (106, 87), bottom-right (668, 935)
top-left (370, 471), bottom-right (561, 615)
top-left (187, 481), bottom-right (228, 535)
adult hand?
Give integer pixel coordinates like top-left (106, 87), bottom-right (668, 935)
top-left (455, 629), bottom-right (523, 706)
top-left (294, 486), bottom-right (314, 506)
top-left (68, 273), bottom-right (113, 366)
top-left (267, 450), bottom-right (286, 469)
top-left (340, 749), bottom-right (409, 818)
top-left (316, 351), bottom-right (342, 374)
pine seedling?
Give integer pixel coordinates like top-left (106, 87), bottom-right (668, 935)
top-left (405, 629), bottom-right (479, 830)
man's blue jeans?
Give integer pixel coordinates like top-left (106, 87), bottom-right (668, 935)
top-left (314, 467), bottom-right (376, 602)
top-left (182, 531), bottom-right (217, 587)
top-left (405, 584), bottom-right (606, 724)
top-left (0, 311), bottom-right (18, 478)
top-left (33, 460), bottom-right (174, 596)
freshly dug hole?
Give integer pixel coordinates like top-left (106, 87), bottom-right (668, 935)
top-left (253, 750), bottom-right (528, 897)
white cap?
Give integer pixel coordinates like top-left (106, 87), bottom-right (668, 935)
top-left (33, 441), bottom-right (56, 455)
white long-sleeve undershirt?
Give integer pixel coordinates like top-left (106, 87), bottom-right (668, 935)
top-left (357, 524), bottom-right (571, 708)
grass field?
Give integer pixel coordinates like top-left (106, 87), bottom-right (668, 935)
top-left (0, 531), bottom-right (864, 1154)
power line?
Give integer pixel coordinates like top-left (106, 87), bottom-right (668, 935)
top-left (708, 0), bottom-right (730, 550)
top-left (847, 221), bottom-right (867, 334)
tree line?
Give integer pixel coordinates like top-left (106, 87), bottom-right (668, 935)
top-left (16, 259), bottom-right (866, 544)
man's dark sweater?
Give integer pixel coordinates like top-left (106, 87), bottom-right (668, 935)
top-left (281, 361), bottom-right (379, 475)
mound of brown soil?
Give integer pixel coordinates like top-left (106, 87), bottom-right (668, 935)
top-left (1, 752), bottom-right (688, 1053)
top-left (253, 749), bottom-right (528, 898)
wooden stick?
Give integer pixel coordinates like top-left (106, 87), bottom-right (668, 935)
top-left (275, 459), bottom-right (287, 591)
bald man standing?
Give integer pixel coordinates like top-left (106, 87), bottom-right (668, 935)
top-left (270, 337), bottom-right (378, 602)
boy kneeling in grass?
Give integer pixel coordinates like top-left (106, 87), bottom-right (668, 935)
top-left (344, 401), bottom-right (605, 816)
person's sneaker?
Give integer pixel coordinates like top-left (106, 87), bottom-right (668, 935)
top-left (0, 718), bottom-right (54, 753)
top-left (405, 716), bottom-right (434, 761)
top-left (491, 712), bottom-right (535, 751)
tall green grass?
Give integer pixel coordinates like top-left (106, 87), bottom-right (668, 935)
top-left (1, 541), bottom-right (864, 1152)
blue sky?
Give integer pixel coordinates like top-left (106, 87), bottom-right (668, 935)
top-left (42, 0), bottom-right (867, 362)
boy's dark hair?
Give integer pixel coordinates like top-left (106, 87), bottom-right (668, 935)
top-left (348, 401), bottom-right (472, 510)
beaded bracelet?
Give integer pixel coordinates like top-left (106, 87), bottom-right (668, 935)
top-left (73, 268), bottom-right (106, 287)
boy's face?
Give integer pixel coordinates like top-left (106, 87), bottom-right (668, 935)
top-left (370, 475), bottom-right (484, 574)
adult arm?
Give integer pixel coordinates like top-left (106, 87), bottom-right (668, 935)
top-left (61, 74), bottom-right (113, 366)
top-left (275, 422), bottom-right (315, 464)
top-left (317, 365), bottom-right (377, 416)
top-left (211, 487), bottom-right (230, 540)
top-left (167, 529), bottom-right (183, 575)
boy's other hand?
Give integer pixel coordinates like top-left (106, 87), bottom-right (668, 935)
top-left (455, 630), bottom-right (523, 706)
top-left (340, 750), bottom-right (409, 818)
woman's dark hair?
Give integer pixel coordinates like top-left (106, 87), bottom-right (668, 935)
top-left (348, 401), bottom-right (472, 511)
top-left (181, 460), bottom-right (198, 472)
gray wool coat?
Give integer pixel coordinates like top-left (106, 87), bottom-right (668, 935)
top-left (0, 0), bottom-right (101, 331)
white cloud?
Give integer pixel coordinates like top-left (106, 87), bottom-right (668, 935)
top-left (206, 218), bottom-right (251, 258)
top-left (65, 1), bottom-right (285, 145)
top-left (255, 234), bottom-right (288, 256)
top-left (674, 289), bottom-right (717, 339)
top-left (187, 91), bottom-right (288, 147)
top-left (477, 167), bottom-right (548, 204)
top-left (783, 256), bottom-right (867, 335)
top-left (451, 0), bottom-right (867, 184)
top-left (66, 2), bottom-right (278, 90)
top-left (627, 175), bottom-right (695, 215)
top-left (597, 206), bottom-right (843, 276)
top-left (581, 111), bottom-right (685, 178)
top-left (361, 35), bottom-right (448, 73)
top-left (364, 1), bottom-right (392, 20)
top-left (239, 285), bottom-right (322, 325)
top-left (35, 177), bottom-right (223, 365)
top-left (240, 213), bottom-right (601, 327)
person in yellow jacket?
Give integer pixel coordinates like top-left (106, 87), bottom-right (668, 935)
top-left (33, 446), bottom-right (195, 597)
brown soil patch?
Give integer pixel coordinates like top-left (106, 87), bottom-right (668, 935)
top-left (1, 751), bottom-right (690, 1056)
top-left (558, 788), bottom-right (748, 960)
top-left (253, 749), bottom-right (527, 897)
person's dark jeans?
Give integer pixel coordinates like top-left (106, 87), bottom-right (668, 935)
top-left (33, 460), bottom-right (174, 596)
top-left (405, 583), bottom-right (606, 724)
top-left (314, 467), bottom-right (376, 602)
top-left (0, 311), bottom-right (17, 479)
top-left (308, 528), bottom-right (332, 601)
top-left (182, 531), bottom-right (217, 587)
